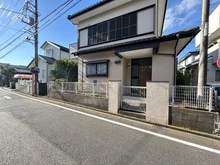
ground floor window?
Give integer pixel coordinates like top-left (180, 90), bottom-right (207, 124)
top-left (216, 70), bottom-right (220, 81)
top-left (86, 60), bottom-right (109, 77)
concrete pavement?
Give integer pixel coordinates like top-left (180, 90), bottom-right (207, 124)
top-left (0, 88), bottom-right (220, 165)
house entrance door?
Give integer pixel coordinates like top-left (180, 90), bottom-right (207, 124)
top-left (139, 66), bottom-right (152, 86)
top-left (131, 57), bottom-right (152, 86)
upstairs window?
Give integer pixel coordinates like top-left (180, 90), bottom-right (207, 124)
top-left (88, 21), bottom-right (108, 45)
top-left (88, 12), bottom-right (137, 46)
top-left (110, 13), bottom-right (137, 40)
top-left (46, 49), bottom-right (53, 57)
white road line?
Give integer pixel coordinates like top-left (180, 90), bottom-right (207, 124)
top-left (4, 96), bottom-right (12, 99)
top-left (1, 88), bottom-right (220, 155)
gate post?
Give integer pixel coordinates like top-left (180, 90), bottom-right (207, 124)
top-left (146, 81), bottom-right (169, 125)
top-left (108, 80), bottom-right (121, 114)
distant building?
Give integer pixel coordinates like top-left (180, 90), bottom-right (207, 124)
top-left (178, 5), bottom-right (220, 85)
top-left (27, 41), bottom-right (70, 83)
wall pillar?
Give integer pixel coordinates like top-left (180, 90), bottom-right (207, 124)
top-left (146, 81), bottom-right (169, 125)
top-left (108, 81), bottom-right (121, 113)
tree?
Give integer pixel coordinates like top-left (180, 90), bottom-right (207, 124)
top-left (176, 70), bottom-right (191, 85)
top-left (0, 64), bottom-right (15, 86)
top-left (50, 58), bottom-right (78, 82)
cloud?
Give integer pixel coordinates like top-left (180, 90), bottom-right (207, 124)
top-left (163, 0), bottom-right (201, 32)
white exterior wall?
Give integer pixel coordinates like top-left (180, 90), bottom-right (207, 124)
top-left (48, 64), bottom-right (53, 81)
top-left (43, 45), bottom-right (69, 60)
top-left (152, 55), bottom-right (174, 85)
top-left (78, 0), bottom-right (157, 49)
top-left (195, 5), bottom-right (220, 47)
top-left (157, 40), bottom-right (176, 54)
top-left (44, 45), bottom-right (61, 60)
top-left (209, 5), bottom-right (220, 36)
top-left (137, 7), bottom-right (154, 34)
top-left (69, 43), bottom-right (78, 59)
top-left (61, 51), bottom-right (70, 59)
top-left (195, 55), bottom-right (200, 61)
top-left (38, 59), bottom-right (47, 83)
top-left (207, 62), bottom-right (220, 84)
top-left (78, 51), bottom-right (124, 84)
top-left (185, 56), bottom-right (194, 66)
top-left (207, 44), bottom-right (220, 84)
top-left (178, 61), bottom-right (185, 69)
top-left (79, 30), bottom-right (88, 47)
top-left (78, 0), bottom-right (156, 29)
top-left (123, 58), bottom-right (131, 86)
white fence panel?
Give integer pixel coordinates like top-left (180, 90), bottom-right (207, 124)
top-left (121, 86), bottom-right (147, 112)
top-left (170, 85), bottom-right (216, 112)
top-left (48, 81), bottom-right (108, 98)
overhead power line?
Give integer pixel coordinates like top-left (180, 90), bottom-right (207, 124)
top-left (0, 40), bottom-right (25, 59)
top-left (0, 7), bottom-right (21, 14)
top-left (0, 0), bottom-right (73, 50)
top-left (34, 0), bottom-right (82, 37)
top-left (0, 24), bottom-right (26, 32)
top-left (0, 0), bottom-right (28, 37)
top-left (0, 0), bottom-right (82, 59)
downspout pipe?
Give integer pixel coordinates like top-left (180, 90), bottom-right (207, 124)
top-left (72, 52), bottom-right (83, 83)
top-left (174, 34), bottom-right (180, 85)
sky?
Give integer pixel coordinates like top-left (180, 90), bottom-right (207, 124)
top-left (0, 0), bottom-right (219, 66)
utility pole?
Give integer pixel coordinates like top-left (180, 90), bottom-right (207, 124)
top-left (34, 0), bottom-right (39, 95)
top-left (20, 0), bottom-right (39, 95)
top-left (197, 0), bottom-right (210, 96)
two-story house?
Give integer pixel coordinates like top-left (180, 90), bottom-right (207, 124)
top-left (68, 0), bottom-right (200, 86)
top-left (27, 41), bottom-right (70, 83)
top-left (178, 5), bottom-right (220, 85)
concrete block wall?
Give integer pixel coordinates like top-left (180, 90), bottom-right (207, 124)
top-left (49, 90), bottom-right (108, 110)
top-left (170, 107), bottom-right (219, 133)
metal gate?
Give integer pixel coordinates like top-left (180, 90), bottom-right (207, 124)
top-left (121, 86), bottom-right (146, 112)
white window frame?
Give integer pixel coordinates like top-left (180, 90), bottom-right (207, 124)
top-left (46, 49), bottom-right (53, 57)
top-left (42, 69), bottom-right (45, 78)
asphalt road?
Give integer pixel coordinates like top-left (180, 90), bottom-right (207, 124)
top-left (0, 88), bottom-right (220, 165)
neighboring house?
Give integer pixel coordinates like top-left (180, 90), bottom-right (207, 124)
top-left (67, 0), bottom-right (199, 86)
top-left (178, 5), bottom-right (220, 85)
top-left (27, 41), bottom-right (70, 83)
top-left (0, 62), bottom-right (31, 79)
top-left (13, 65), bottom-right (32, 75)
top-left (69, 42), bottom-right (78, 59)
top-left (0, 63), bottom-right (31, 87)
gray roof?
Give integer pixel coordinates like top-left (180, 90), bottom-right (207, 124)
top-left (14, 67), bottom-right (31, 74)
top-left (67, 0), bottom-right (113, 20)
top-left (40, 41), bottom-right (69, 53)
top-left (178, 50), bottom-right (200, 63)
top-left (39, 55), bottom-right (56, 64)
top-left (49, 41), bottom-right (69, 52)
top-left (0, 62), bottom-right (31, 74)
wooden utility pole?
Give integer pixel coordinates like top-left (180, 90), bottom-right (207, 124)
top-left (198, 0), bottom-right (210, 95)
